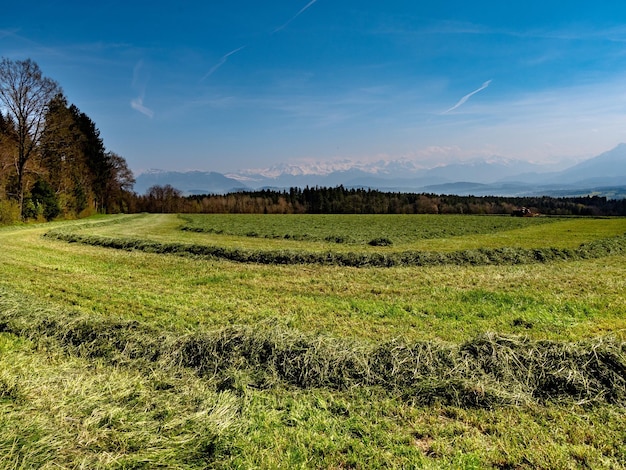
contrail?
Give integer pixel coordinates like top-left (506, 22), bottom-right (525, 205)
top-left (274, 0), bottom-right (318, 33)
top-left (443, 79), bottom-right (492, 114)
top-left (201, 45), bottom-right (246, 82)
top-left (200, 2), bottom-right (317, 82)
top-left (131, 96), bottom-right (154, 118)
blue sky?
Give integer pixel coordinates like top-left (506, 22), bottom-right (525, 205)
top-left (3, 1), bottom-right (626, 174)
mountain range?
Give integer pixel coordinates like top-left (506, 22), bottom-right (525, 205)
top-left (134, 144), bottom-right (626, 199)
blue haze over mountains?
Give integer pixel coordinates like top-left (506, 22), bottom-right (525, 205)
top-left (134, 144), bottom-right (626, 199)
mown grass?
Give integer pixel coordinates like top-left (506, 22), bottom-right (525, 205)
top-left (53, 213), bottom-right (626, 253)
top-left (0, 216), bottom-right (624, 342)
top-left (1, 289), bottom-right (625, 468)
top-left (3, 291), bottom-right (624, 407)
top-left (177, 213), bottom-right (626, 250)
top-left (0, 332), bottom-right (239, 468)
top-left (3, 334), bottom-right (624, 469)
top-left (179, 213), bottom-right (560, 245)
top-left (1, 214), bottom-right (626, 467)
top-left (44, 213), bottom-right (626, 268)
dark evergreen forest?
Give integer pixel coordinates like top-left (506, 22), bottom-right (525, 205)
top-left (138, 185), bottom-right (626, 216)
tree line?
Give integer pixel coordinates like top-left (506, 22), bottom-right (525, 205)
top-left (0, 58), bottom-right (134, 223)
top-left (136, 185), bottom-right (626, 216)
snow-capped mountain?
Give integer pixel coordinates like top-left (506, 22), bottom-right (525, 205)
top-left (132, 144), bottom-right (626, 198)
top-left (227, 156), bottom-right (554, 190)
top-left (231, 158), bottom-right (425, 180)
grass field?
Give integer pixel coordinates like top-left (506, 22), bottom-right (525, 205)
top-left (1, 213), bottom-right (625, 468)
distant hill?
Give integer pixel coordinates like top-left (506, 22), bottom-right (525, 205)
top-left (554, 143), bottom-right (626, 185)
top-left (132, 144), bottom-right (626, 198)
top-left (134, 170), bottom-right (249, 195)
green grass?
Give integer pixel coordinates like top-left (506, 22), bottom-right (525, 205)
top-left (44, 213), bottom-right (626, 267)
top-left (0, 332), bottom-right (239, 468)
top-left (1, 213), bottom-right (626, 468)
top-left (2, 214), bottom-right (625, 343)
top-left (179, 213), bottom-right (560, 245)
top-left (3, 327), bottom-right (624, 468)
top-left (74, 213), bottom-right (626, 252)
top-left (178, 213), bottom-right (626, 250)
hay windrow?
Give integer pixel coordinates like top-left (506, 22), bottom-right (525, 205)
top-left (1, 290), bottom-right (624, 409)
top-left (43, 228), bottom-right (626, 267)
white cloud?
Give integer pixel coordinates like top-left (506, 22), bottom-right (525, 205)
top-left (442, 80), bottom-right (492, 114)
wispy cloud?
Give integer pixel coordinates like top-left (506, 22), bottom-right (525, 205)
top-left (131, 60), bottom-right (154, 118)
top-left (131, 96), bottom-right (154, 118)
top-left (0, 28), bottom-right (19, 40)
top-left (443, 80), bottom-right (492, 114)
top-left (200, 46), bottom-right (246, 82)
top-left (274, 0), bottom-right (318, 33)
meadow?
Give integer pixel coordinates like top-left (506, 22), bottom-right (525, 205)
top-left (1, 213), bottom-right (625, 468)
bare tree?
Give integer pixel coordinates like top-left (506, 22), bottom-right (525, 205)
top-left (146, 184), bottom-right (183, 213)
top-left (104, 151), bottom-right (136, 212)
top-left (0, 58), bottom-right (60, 216)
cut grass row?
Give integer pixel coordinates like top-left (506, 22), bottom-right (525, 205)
top-left (4, 327), bottom-right (625, 469)
top-left (44, 214), bottom-right (626, 267)
top-left (1, 287), bottom-right (626, 468)
top-left (50, 213), bottom-right (626, 253)
top-left (178, 213), bottom-right (626, 251)
top-left (2, 287), bottom-right (624, 408)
